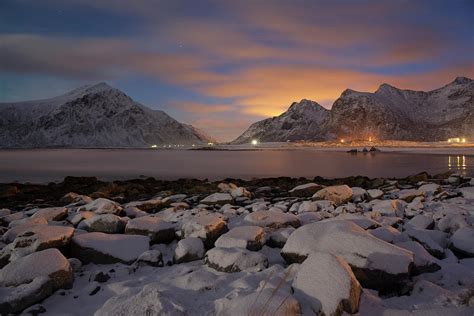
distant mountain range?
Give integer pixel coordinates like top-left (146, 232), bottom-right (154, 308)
top-left (0, 83), bottom-right (213, 148)
top-left (233, 77), bottom-right (474, 143)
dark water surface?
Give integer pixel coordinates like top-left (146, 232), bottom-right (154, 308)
top-left (0, 149), bottom-right (472, 183)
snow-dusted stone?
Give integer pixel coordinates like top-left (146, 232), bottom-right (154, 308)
top-left (7, 216), bottom-right (48, 229)
top-left (79, 214), bottom-right (125, 234)
top-left (396, 241), bottom-right (441, 274)
top-left (78, 198), bottom-right (122, 215)
top-left (68, 258), bottom-right (82, 272)
top-left (70, 211), bottom-right (94, 226)
top-left (298, 212), bottom-right (324, 226)
top-left (218, 183), bottom-right (251, 198)
top-left (173, 237), bottom-right (205, 263)
top-left (404, 228), bottom-right (447, 258)
top-left (134, 250), bottom-right (164, 268)
top-left (215, 287), bottom-right (300, 316)
top-left (244, 210), bottom-right (300, 229)
top-left (289, 183), bottom-right (322, 197)
top-left (293, 252), bottom-right (361, 315)
top-left (71, 232), bottom-right (149, 264)
top-left (124, 198), bottom-right (164, 212)
top-left (123, 206), bottom-right (148, 219)
top-left (313, 185), bottom-right (353, 206)
top-left (371, 199), bottom-right (405, 217)
top-left (281, 220), bottom-right (414, 293)
top-left (405, 214), bottom-right (434, 230)
top-left (369, 226), bottom-right (401, 243)
top-left (125, 216), bottom-right (175, 244)
top-left (205, 247), bottom-right (268, 272)
top-left (418, 183), bottom-right (442, 196)
top-left (267, 227), bottom-right (295, 248)
top-left (200, 193), bottom-right (233, 205)
top-left (367, 189), bottom-right (383, 200)
top-left (95, 283), bottom-right (186, 316)
top-left (0, 249), bottom-right (73, 314)
top-left (437, 214), bottom-right (469, 233)
top-left (351, 187), bottom-right (368, 202)
top-left (298, 200), bottom-right (319, 212)
top-left (397, 189), bottom-right (424, 202)
top-left (60, 192), bottom-right (92, 205)
top-left (332, 214), bottom-right (380, 230)
top-left (459, 187), bottom-right (474, 199)
top-left (1, 225), bottom-right (74, 263)
top-left (215, 226), bottom-right (265, 251)
top-left (31, 207), bottom-right (68, 222)
top-left (450, 227), bottom-right (474, 257)
top-left (181, 213), bottom-right (228, 248)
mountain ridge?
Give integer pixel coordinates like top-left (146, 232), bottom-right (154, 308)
top-left (233, 77), bottom-right (474, 143)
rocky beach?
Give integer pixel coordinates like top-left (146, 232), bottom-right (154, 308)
top-left (1, 172), bottom-right (473, 315)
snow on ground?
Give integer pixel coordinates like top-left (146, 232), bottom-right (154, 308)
top-left (1, 177), bottom-right (474, 314)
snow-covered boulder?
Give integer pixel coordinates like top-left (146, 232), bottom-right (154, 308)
top-left (367, 189), bottom-right (383, 200)
top-left (395, 241), bottom-right (441, 274)
top-left (351, 187), bottom-right (368, 202)
top-left (450, 227), bottom-right (474, 257)
top-left (200, 193), bottom-right (233, 205)
top-left (215, 287), bottom-right (300, 315)
top-left (133, 250), bottom-right (164, 268)
top-left (313, 185), bottom-right (353, 206)
top-left (289, 183), bottom-right (322, 197)
top-left (405, 214), bottom-right (434, 230)
top-left (1, 225), bottom-right (74, 263)
top-left (78, 198), bottom-right (122, 215)
top-left (125, 216), bottom-right (175, 244)
top-left (404, 228), bottom-right (447, 258)
top-left (293, 252), bottom-right (361, 315)
top-left (205, 247), bottom-right (268, 272)
top-left (124, 198), bottom-right (164, 212)
top-left (331, 213), bottom-right (380, 230)
top-left (215, 226), bottom-right (265, 251)
top-left (0, 249), bottom-right (73, 314)
top-left (60, 192), bottom-right (93, 205)
top-left (181, 213), bottom-right (228, 248)
top-left (369, 226), bottom-right (402, 243)
top-left (418, 183), bottom-right (441, 196)
top-left (459, 187), bottom-right (474, 199)
top-left (71, 232), bottom-right (149, 264)
top-left (218, 183), bottom-right (251, 198)
top-left (267, 227), bottom-right (295, 248)
top-left (173, 237), bottom-right (205, 263)
top-left (397, 189), bottom-right (424, 202)
top-left (371, 199), bottom-right (405, 217)
top-left (79, 214), bottom-right (125, 233)
top-left (297, 200), bottom-right (319, 213)
top-left (281, 220), bottom-right (414, 293)
top-left (31, 207), bottom-right (68, 222)
top-left (95, 284), bottom-right (186, 316)
top-left (244, 210), bottom-right (300, 229)
top-left (437, 214), bottom-right (468, 233)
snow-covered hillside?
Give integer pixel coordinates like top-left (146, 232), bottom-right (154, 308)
top-left (0, 83), bottom-right (212, 148)
top-left (233, 77), bottom-right (474, 143)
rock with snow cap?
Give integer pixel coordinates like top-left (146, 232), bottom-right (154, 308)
top-left (215, 226), bottom-right (265, 251)
top-left (313, 185), bottom-right (353, 206)
top-left (181, 213), bottom-right (228, 248)
top-left (78, 198), bottom-right (122, 215)
top-left (289, 183), bottom-right (322, 197)
top-left (205, 247), bottom-right (268, 273)
top-left (125, 216), bottom-right (175, 244)
top-left (79, 214), bottom-right (126, 234)
top-left (173, 237), bottom-right (205, 263)
top-left (31, 207), bottom-right (68, 222)
top-left (244, 210), bottom-right (300, 229)
top-left (200, 193), bottom-right (233, 205)
top-left (450, 227), bottom-right (474, 257)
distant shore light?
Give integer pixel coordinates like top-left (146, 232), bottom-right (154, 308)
top-left (340, 139), bottom-right (345, 143)
top-left (151, 144), bottom-right (157, 148)
top-left (251, 139), bottom-right (258, 145)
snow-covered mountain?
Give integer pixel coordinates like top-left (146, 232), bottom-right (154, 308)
top-left (0, 83), bottom-right (212, 148)
top-left (233, 77), bottom-right (474, 143)
top-left (233, 99), bottom-right (330, 144)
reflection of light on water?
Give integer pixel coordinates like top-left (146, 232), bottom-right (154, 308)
top-left (448, 155), bottom-right (467, 175)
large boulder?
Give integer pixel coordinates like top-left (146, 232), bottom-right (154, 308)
top-left (78, 198), bottom-right (122, 215)
top-left (244, 210), bottom-right (300, 229)
top-left (125, 216), bottom-right (175, 244)
top-left (215, 226), bottom-right (265, 251)
top-left (281, 220), bottom-right (414, 294)
top-left (293, 252), bottom-right (361, 316)
top-left (31, 207), bottom-right (68, 221)
top-left (395, 241), bottom-right (441, 274)
top-left (459, 187), bottom-right (474, 199)
top-left (79, 214), bottom-right (125, 234)
top-left (200, 193), bottom-right (233, 205)
top-left (205, 247), bottom-right (268, 272)
top-left (181, 213), bottom-right (228, 248)
top-left (0, 249), bottom-right (73, 314)
top-left (289, 183), bottom-right (322, 197)
top-left (450, 227), bottom-right (474, 257)
top-left (313, 185), bottom-right (353, 206)
top-left (371, 200), bottom-right (405, 217)
top-left (71, 232), bottom-right (149, 264)
top-left (173, 237), bottom-right (205, 263)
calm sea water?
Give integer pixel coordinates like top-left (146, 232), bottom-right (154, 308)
top-left (0, 149), bottom-right (472, 183)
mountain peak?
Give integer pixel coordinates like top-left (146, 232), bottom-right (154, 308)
top-left (376, 83), bottom-right (399, 94)
top-left (288, 99), bottom-right (323, 112)
top-left (65, 82), bottom-right (115, 99)
top-left (452, 76), bottom-right (472, 85)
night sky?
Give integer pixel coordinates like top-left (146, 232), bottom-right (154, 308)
top-left (1, 0), bottom-right (473, 141)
